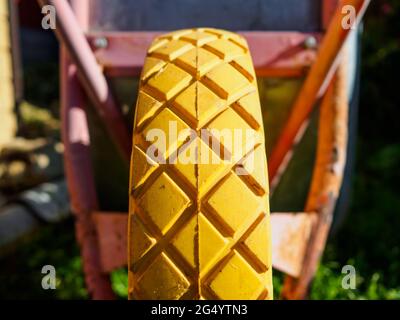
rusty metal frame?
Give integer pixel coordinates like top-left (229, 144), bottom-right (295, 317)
top-left (268, 0), bottom-right (370, 182)
top-left (38, 0), bottom-right (131, 163)
top-left (282, 59), bottom-right (350, 299)
top-left (37, 0), bottom-right (370, 299)
top-left (89, 52), bottom-right (350, 300)
top-left (87, 31), bottom-right (321, 78)
top-left (60, 47), bottom-right (114, 299)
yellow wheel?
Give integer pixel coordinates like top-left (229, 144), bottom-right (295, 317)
top-left (128, 28), bottom-right (272, 300)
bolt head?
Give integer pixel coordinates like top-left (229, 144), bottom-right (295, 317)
top-left (93, 37), bottom-right (108, 49)
top-left (304, 36), bottom-right (318, 50)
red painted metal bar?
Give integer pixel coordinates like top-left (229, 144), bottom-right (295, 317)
top-left (88, 31), bottom-right (321, 78)
top-left (61, 47), bottom-right (114, 299)
top-left (268, 0), bottom-right (370, 181)
top-left (37, 0), bottom-right (131, 163)
top-left (70, 0), bottom-right (89, 31)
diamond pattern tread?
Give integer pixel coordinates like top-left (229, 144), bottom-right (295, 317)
top-left (128, 28), bottom-right (272, 300)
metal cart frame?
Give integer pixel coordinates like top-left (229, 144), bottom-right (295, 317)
top-left (37, 0), bottom-right (370, 299)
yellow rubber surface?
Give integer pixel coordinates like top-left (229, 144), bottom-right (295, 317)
top-left (128, 28), bottom-right (272, 300)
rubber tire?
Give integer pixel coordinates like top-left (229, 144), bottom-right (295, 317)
top-left (128, 28), bottom-right (272, 300)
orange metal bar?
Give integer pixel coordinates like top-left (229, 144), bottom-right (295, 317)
top-left (282, 56), bottom-right (349, 299)
top-left (268, 0), bottom-right (370, 181)
top-left (322, 0), bottom-right (339, 30)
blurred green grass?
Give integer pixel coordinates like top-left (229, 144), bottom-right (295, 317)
top-left (1, 1), bottom-right (399, 299)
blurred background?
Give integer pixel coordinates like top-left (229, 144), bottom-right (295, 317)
top-left (0, 0), bottom-right (399, 299)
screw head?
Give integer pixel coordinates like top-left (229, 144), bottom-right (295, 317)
top-left (304, 36), bottom-right (318, 50)
top-left (93, 37), bottom-right (108, 49)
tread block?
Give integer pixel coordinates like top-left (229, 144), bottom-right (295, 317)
top-left (141, 57), bottom-right (166, 81)
top-left (206, 173), bottom-right (261, 235)
top-left (134, 91), bottom-right (163, 128)
top-left (203, 38), bottom-right (246, 60)
top-left (130, 145), bottom-right (158, 189)
top-left (142, 108), bottom-right (190, 160)
top-left (136, 253), bottom-right (190, 299)
top-left (233, 91), bottom-right (263, 129)
top-left (146, 63), bottom-right (193, 100)
top-left (202, 62), bottom-right (251, 100)
top-left (238, 145), bottom-right (268, 195)
top-left (242, 215), bottom-right (271, 272)
top-left (206, 107), bottom-right (258, 162)
top-left (199, 213), bottom-right (228, 273)
top-left (207, 252), bottom-right (264, 300)
top-left (176, 47), bottom-right (220, 77)
top-left (231, 55), bottom-right (256, 81)
top-left (137, 172), bottom-right (191, 235)
top-left (151, 39), bottom-right (195, 61)
top-left (172, 215), bottom-right (197, 268)
top-left (181, 31), bottom-right (218, 46)
top-left (130, 215), bottom-right (156, 264)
